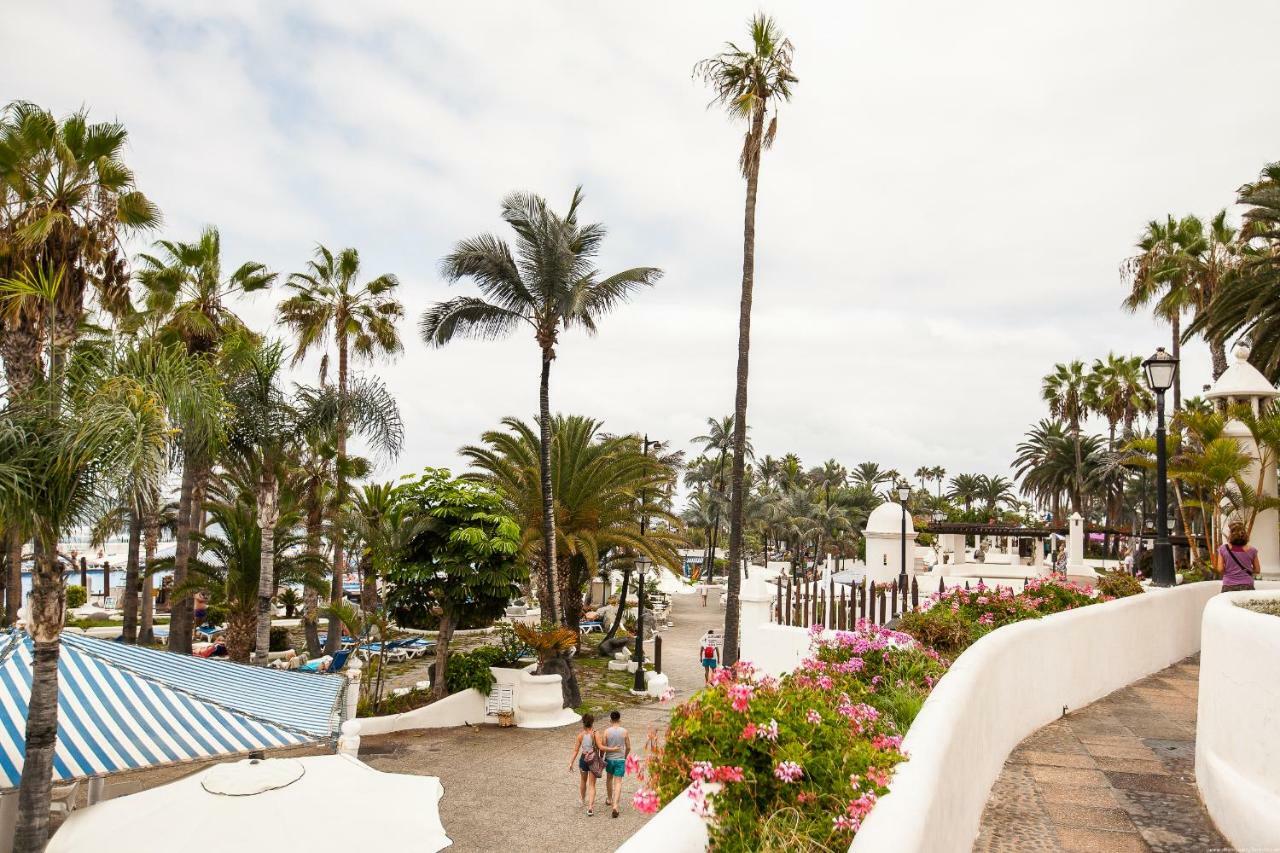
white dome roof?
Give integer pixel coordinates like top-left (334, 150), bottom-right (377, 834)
top-left (1206, 344), bottom-right (1279, 402)
top-left (866, 500), bottom-right (914, 534)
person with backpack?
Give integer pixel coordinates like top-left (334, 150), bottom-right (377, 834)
top-left (700, 631), bottom-right (720, 684)
top-left (1215, 521), bottom-right (1261, 592)
top-left (601, 710), bottom-right (631, 818)
top-left (568, 713), bottom-right (604, 815)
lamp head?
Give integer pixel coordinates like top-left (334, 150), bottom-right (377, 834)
top-left (1143, 347), bottom-right (1178, 393)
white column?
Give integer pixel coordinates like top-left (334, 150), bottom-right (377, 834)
top-left (344, 656), bottom-right (363, 721)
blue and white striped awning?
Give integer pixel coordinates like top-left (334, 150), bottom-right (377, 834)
top-left (0, 632), bottom-right (346, 789)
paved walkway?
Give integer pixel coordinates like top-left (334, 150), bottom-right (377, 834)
top-left (357, 589), bottom-right (724, 852)
top-left (973, 656), bottom-right (1230, 853)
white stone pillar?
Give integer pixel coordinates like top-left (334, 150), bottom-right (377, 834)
top-left (1066, 512), bottom-right (1096, 578)
top-left (344, 656), bottom-right (363, 721)
top-left (337, 719), bottom-right (362, 757)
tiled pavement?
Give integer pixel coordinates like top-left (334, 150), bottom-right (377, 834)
top-left (973, 656), bottom-right (1232, 853)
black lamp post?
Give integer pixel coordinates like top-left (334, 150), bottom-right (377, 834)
top-left (631, 555), bottom-right (651, 693)
top-left (897, 482), bottom-right (911, 591)
top-left (1143, 347), bottom-right (1179, 586)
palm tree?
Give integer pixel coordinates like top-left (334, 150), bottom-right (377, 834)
top-left (0, 102), bottom-right (158, 623)
top-left (1086, 353), bottom-right (1153, 448)
top-left (811, 459), bottom-right (847, 507)
top-left (913, 466), bottom-right (930, 493)
top-left (136, 226), bottom-right (275, 652)
top-left (278, 245), bottom-right (402, 652)
top-left (696, 14), bottom-right (796, 666)
top-left (692, 415), bottom-right (749, 579)
top-left (850, 461), bottom-right (893, 492)
top-left (755, 454), bottom-right (780, 492)
top-left (976, 475), bottom-right (1017, 515)
top-left (1192, 163), bottom-right (1280, 381)
top-left (345, 480), bottom-right (408, 614)
top-left (930, 465), bottom-right (947, 498)
top-left (1042, 361), bottom-right (1091, 513)
top-left (421, 188), bottom-right (662, 625)
top-left (778, 453), bottom-right (805, 492)
top-left (462, 415), bottom-right (681, 706)
top-left (947, 473), bottom-right (983, 513)
top-left (0, 322), bottom-right (169, 852)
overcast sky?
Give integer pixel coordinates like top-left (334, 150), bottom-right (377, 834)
top-left (6, 0), bottom-right (1277, 496)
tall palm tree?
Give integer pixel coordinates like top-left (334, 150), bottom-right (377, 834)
top-left (136, 226), bottom-right (275, 652)
top-left (692, 415), bottom-right (749, 578)
top-left (755, 454), bottom-right (780, 492)
top-left (421, 188), bottom-right (662, 625)
top-left (1042, 361), bottom-right (1091, 514)
top-left (913, 466), bottom-right (930, 493)
top-left (278, 245), bottom-right (402, 651)
top-left (0, 101), bottom-right (158, 623)
top-left (0, 322), bottom-right (169, 853)
top-left (1086, 353), bottom-right (1153, 448)
top-left (1192, 163), bottom-right (1280, 381)
top-left (696, 13), bottom-right (797, 666)
top-left (929, 465), bottom-right (947, 498)
top-left (850, 461), bottom-right (892, 491)
top-left (975, 475), bottom-right (1017, 514)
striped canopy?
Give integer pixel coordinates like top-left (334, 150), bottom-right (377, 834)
top-left (0, 632), bottom-right (346, 789)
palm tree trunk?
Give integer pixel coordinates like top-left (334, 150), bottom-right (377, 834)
top-left (1210, 337), bottom-right (1228, 381)
top-left (14, 541), bottom-right (63, 853)
top-left (328, 332), bottom-right (349, 653)
top-left (724, 108), bottom-right (766, 668)
top-left (538, 348), bottom-right (561, 625)
top-left (167, 458), bottom-right (197, 654)
top-left (304, 499), bottom-right (323, 656)
top-left (1071, 424), bottom-right (1084, 514)
top-left (431, 610), bottom-right (455, 701)
top-left (600, 567), bottom-right (630, 643)
top-left (1171, 314), bottom-right (1183, 414)
top-left (140, 519), bottom-right (157, 644)
top-left (121, 512), bottom-right (142, 644)
top-left (254, 476), bottom-right (279, 666)
top-left (5, 531), bottom-right (21, 625)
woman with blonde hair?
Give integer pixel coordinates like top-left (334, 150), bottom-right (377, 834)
top-left (1215, 522), bottom-right (1260, 592)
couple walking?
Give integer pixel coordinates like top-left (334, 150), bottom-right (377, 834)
top-left (569, 710), bottom-right (630, 818)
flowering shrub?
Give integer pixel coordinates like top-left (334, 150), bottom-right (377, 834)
top-left (1095, 571), bottom-right (1144, 599)
top-left (642, 623), bottom-right (946, 850)
top-left (642, 573), bottom-right (1122, 849)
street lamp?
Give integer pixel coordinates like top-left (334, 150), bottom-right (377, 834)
top-left (897, 482), bottom-right (911, 592)
top-left (1143, 346), bottom-right (1179, 586)
top-left (631, 555), bottom-right (651, 693)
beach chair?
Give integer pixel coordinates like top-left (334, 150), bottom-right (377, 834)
top-left (49, 780), bottom-right (81, 818)
top-left (300, 648), bottom-right (351, 673)
top-left (358, 642), bottom-right (409, 663)
top-left (579, 620), bottom-right (603, 635)
top-left (386, 638), bottom-right (428, 658)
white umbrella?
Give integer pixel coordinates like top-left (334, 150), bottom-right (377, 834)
top-left (48, 755), bottom-right (452, 852)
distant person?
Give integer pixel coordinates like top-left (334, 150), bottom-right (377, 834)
top-left (1216, 522), bottom-right (1260, 592)
top-left (700, 631), bottom-right (720, 684)
top-left (601, 710), bottom-right (631, 818)
top-left (568, 713), bottom-right (603, 815)
top-left (700, 583), bottom-right (708, 607)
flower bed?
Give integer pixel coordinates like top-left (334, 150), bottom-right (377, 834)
top-left (638, 575), bottom-right (1129, 850)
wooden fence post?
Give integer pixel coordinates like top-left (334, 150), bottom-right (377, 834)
top-left (654, 636), bottom-right (663, 674)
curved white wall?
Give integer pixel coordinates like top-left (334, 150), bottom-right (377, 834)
top-left (850, 583), bottom-right (1226, 853)
top-left (1196, 590), bottom-right (1280, 851)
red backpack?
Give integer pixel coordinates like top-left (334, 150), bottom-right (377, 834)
top-left (702, 644), bottom-right (716, 659)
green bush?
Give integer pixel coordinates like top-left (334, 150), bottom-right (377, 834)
top-left (1181, 563), bottom-right (1215, 584)
top-left (269, 626), bottom-right (291, 652)
top-left (1096, 571), bottom-right (1144, 599)
top-left (65, 585), bottom-right (87, 609)
top-left (488, 623), bottom-right (531, 667)
top-left (445, 649), bottom-right (497, 696)
top-left (897, 606), bottom-right (975, 658)
top-left (357, 687), bottom-right (433, 718)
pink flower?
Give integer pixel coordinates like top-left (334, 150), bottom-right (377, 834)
top-left (758, 718), bottom-right (779, 742)
top-left (978, 613), bottom-right (995, 625)
top-left (773, 760), bottom-right (804, 783)
top-left (689, 761), bottom-right (714, 782)
top-left (740, 722), bottom-right (757, 740)
top-left (727, 683), bottom-right (755, 713)
top-left (658, 687), bottom-right (676, 703)
top-left (713, 765), bottom-right (744, 783)
top-left (687, 780), bottom-right (711, 818)
top-left (871, 734), bottom-right (903, 751)
top-left (625, 754), bottom-right (642, 775)
top-left (633, 788), bottom-right (660, 814)
top-left (806, 709), bottom-right (822, 725)
top-left (817, 675), bottom-right (833, 691)
top-left (808, 623), bottom-right (826, 637)
top-left (865, 765), bottom-right (890, 787)
top-left (833, 815), bottom-right (856, 831)
top-left (847, 791), bottom-right (878, 820)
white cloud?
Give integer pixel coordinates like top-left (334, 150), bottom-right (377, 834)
top-left (2, 0), bottom-right (1268, 498)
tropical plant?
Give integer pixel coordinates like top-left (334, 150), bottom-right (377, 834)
top-left (136, 226), bottom-right (274, 652)
top-left (695, 13), bottom-right (797, 667)
top-left (278, 245), bottom-right (402, 651)
top-left (1042, 361), bottom-right (1092, 513)
top-left (1192, 164), bottom-right (1280, 381)
top-left (946, 473), bottom-right (983, 513)
top-left (420, 188), bottom-right (661, 628)
top-left (385, 469), bottom-right (523, 701)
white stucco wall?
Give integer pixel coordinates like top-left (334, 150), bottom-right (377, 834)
top-left (850, 582), bottom-right (1228, 853)
top-left (1196, 589), bottom-right (1280, 850)
top-left (357, 687), bottom-right (488, 736)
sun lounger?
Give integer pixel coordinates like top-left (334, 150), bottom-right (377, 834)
top-left (300, 648), bottom-right (351, 673)
top-left (579, 621), bottom-right (603, 634)
top-left (358, 643), bottom-right (410, 663)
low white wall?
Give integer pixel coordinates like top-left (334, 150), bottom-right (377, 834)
top-left (1196, 589), bottom-right (1280, 851)
top-left (357, 687), bottom-right (487, 736)
top-left (739, 623), bottom-right (810, 678)
top-left (851, 582), bottom-right (1223, 853)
